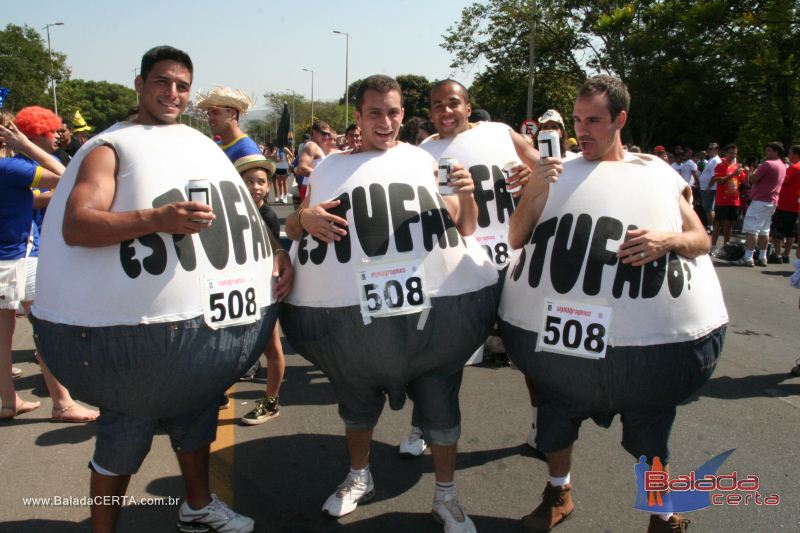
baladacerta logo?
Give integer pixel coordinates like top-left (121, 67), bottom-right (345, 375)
top-left (633, 449), bottom-right (780, 512)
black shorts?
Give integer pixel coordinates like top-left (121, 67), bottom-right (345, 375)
top-left (770, 209), bottom-right (798, 239)
top-left (715, 204), bottom-right (739, 222)
top-left (275, 168), bottom-right (288, 176)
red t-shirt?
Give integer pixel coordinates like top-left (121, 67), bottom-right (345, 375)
top-left (713, 161), bottom-right (745, 206)
top-left (777, 162), bottom-right (800, 212)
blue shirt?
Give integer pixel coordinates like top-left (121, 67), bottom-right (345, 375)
top-left (0, 157), bottom-right (41, 259)
top-left (219, 135), bottom-right (261, 163)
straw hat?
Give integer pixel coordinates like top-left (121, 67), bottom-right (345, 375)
top-left (537, 109), bottom-right (565, 129)
top-left (234, 154), bottom-right (276, 177)
top-left (195, 87), bottom-right (253, 114)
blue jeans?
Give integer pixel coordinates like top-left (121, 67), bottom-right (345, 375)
top-left (500, 321), bottom-right (724, 462)
top-left (31, 306), bottom-right (276, 473)
top-left (281, 286), bottom-right (497, 445)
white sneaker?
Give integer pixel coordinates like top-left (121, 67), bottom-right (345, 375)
top-left (322, 470), bottom-right (375, 517)
top-left (398, 426), bottom-right (427, 457)
top-left (177, 494), bottom-right (254, 533)
top-left (432, 494), bottom-right (477, 533)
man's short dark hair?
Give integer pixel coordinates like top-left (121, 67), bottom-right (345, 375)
top-left (355, 75), bottom-right (403, 112)
top-left (576, 75), bottom-right (630, 120)
top-left (723, 143), bottom-right (738, 152)
top-left (430, 79), bottom-right (470, 102)
top-left (707, 142), bottom-right (719, 151)
top-left (311, 121), bottom-right (332, 134)
top-left (766, 141), bottom-right (784, 156)
top-left (140, 45), bottom-right (193, 81)
top-left (345, 123), bottom-right (359, 136)
top-left (790, 145), bottom-right (800, 158)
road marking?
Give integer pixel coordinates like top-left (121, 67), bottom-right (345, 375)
top-left (210, 385), bottom-right (236, 504)
top-left (764, 388), bottom-right (800, 409)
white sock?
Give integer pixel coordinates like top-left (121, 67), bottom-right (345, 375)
top-left (758, 249), bottom-right (767, 261)
top-left (549, 473), bottom-right (570, 487)
top-left (744, 249), bottom-right (754, 261)
top-left (435, 481), bottom-right (455, 501)
top-left (657, 512), bottom-right (673, 521)
top-left (350, 465), bottom-right (370, 480)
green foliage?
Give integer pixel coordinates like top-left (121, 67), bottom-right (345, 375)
top-left (441, 0), bottom-right (800, 152)
top-left (0, 24), bottom-right (70, 111)
top-left (57, 79), bottom-right (137, 132)
top-left (344, 75), bottom-right (432, 121)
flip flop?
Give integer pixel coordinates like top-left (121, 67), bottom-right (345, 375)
top-left (51, 403), bottom-right (99, 423)
top-left (12, 366), bottom-right (23, 379)
top-left (0, 400), bottom-right (42, 420)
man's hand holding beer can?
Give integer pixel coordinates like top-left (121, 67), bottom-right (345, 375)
top-left (536, 130), bottom-right (564, 184)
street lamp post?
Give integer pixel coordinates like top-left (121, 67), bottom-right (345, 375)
top-left (333, 30), bottom-right (350, 131)
top-left (43, 22), bottom-right (64, 115)
top-left (302, 68), bottom-right (315, 125)
top-left (286, 89), bottom-right (296, 151)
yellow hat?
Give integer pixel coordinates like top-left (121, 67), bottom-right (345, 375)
top-left (566, 137), bottom-right (578, 148)
top-left (72, 110), bottom-right (92, 132)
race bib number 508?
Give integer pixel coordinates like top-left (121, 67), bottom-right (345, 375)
top-left (535, 299), bottom-right (612, 359)
top-left (202, 275), bottom-right (262, 329)
top-left (357, 258), bottom-right (430, 324)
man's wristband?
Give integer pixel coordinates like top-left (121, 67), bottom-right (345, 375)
top-left (297, 208), bottom-right (306, 231)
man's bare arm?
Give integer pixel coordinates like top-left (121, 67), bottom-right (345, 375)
top-left (508, 158), bottom-right (559, 249)
top-left (62, 145), bottom-right (215, 247)
top-left (294, 142), bottom-right (322, 178)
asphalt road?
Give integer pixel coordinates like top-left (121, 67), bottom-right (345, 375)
top-left (2, 219), bottom-right (798, 532)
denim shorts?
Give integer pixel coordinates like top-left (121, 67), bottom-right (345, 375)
top-left (500, 322), bottom-right (725, 463)
top-left (701, 189), bottom-right (716, 213)
top-left (281, 286), bottom-right (497, 444)
top-left (30, 306), bottom-right (276, 474)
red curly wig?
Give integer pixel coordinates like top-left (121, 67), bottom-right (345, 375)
top-left (14, 106), bottom-right (62, 138)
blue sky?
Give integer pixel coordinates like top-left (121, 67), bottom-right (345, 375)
top-left (6, 0), bottom-right (482, 111)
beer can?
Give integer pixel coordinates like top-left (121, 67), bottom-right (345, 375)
top-left (185, 179), bottom-right (211, 223)
top-left (537, 130), bottom-right (562, 160)
top-left (503, 160), bottom-right (522, 194)
top-left (438, 157), bottom-right (458, 195)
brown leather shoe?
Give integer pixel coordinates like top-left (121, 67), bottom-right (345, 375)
top-left (521, 482), bottom-right (574, 532)
top-left (647, 513), bottom-right (691, 532)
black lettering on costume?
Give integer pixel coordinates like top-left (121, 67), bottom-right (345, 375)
top-left (139, 233), bottom-right (167, 275)
top-left (470, 164), bottom-right (494, 228)
top-left (612, 224), bottom-right (642, 298)
top-left (492, 165), bottom-right (516, 223)
top-left (153, 188), bottom-right (196, 272)
top-left (526, 216), bottom-right (558, 288)
top-left (511, 247), bottom-right (527, 281)
top-left (435, 195), bottom-right (461, 247)
top-left (388, 183), bottom-right (419, 253)
top-left (418, 186), bottom-right (448, 250)
top-left (641, 256), bottom-right (667, 298)
top-left (237, 184), bottom-right (269, 261)
top-left (550, 214), bottom-right (591, 294)
top-left (220, 182), bottom-right (249, 265)
top-left (328, 192), bottom-right (352, 263)
top-left (119, 240), bottom-right (142, 278)
top-left (582, 216), bottom-right (622, 296)
top-left (353, 184), bottom-right (390, 257)
top-left (667, 251), bottom-right (685, 297)
top-left (297, 191), bottom-right (351, 265)
top-left (197, 183), bottom-right (230, 270)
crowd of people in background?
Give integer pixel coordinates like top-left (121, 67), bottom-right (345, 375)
top-left (1, 43), bottom-right (798, 533)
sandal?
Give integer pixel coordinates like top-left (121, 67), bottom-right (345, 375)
top-left (51, 403), bottom-right (99, 423)
top-left (0, 400), bottom-right (41, 420)
top-left (791, 358), bottom-right (800, 377)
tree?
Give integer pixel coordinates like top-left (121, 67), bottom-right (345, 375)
top-left (57, 79), bottom-right (137, 132)
top-left (0, 24), bottom-right (70, 111)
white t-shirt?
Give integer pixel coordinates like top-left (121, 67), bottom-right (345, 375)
top-left (499, 152), bottom-right (728, 347)
top-left (33, 122), bottom-right (274, 326)
top-left (699, 155), bottom-right (722, 191)
top-left (679, 159), bottom-right (698, 187)
top-left (420, 122), bottom-right (521, 270)
top-left (287, 142), bottom-right (497, 308)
